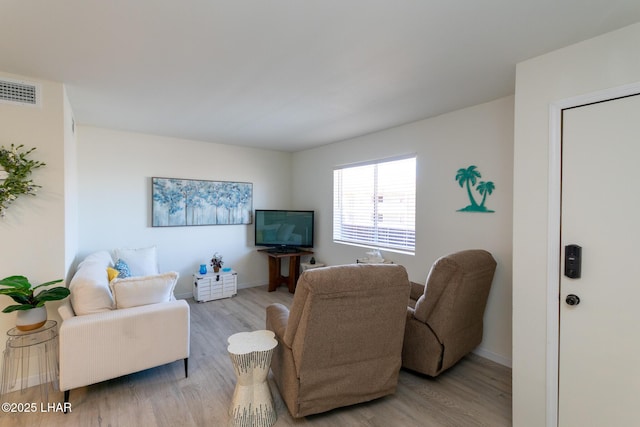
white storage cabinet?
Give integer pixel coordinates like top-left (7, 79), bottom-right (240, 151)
top-left (193, 270), bottom-right (237, 302)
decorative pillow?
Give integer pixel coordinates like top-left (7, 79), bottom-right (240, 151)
top-left (114, 259), bottom-right (131, 278)
top-left (69, 251), bottom-right (115, 315)
top-left (106, 267), bottom-right (120, 282)
top-left (113, 246), bottom-right (159, 277)
top-left (109, 271), bottom-right (179, 309)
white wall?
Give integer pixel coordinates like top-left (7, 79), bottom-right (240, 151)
top-left (513, 22), bottom-right (640, 427)
top-left (0, 72), bottom-right (72, 385)
top-left (76, 126), bottom-right (292, 296)
top-left (293, 96), bottom-right (514, 366)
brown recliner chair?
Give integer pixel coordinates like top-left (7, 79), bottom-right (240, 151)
top-left (266, 264), bottom-right (411, 418)
top-left (402, 249), bottom-right (496, 376)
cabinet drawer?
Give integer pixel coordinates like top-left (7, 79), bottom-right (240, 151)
top-left (197, 290), bottom-right (212, 300)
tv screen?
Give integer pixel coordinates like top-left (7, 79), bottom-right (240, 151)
top-left (255, 210), bottom-right (314, 250)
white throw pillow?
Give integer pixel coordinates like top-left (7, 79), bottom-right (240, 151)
top-left (69, 251), bottom-right (115, 315)
top-left (109, 272), bottom-right (179, 309)
top-left (113, 246), bottom-right (159, 277)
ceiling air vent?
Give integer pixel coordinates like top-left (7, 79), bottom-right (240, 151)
top-left (0, 77), bottom-right (41, 107)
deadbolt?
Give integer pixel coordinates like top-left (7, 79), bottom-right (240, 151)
top-left (565, 294), bottom-right (580, 306)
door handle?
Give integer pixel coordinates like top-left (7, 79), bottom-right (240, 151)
top-left (565, 294), bottom-right (580, 306)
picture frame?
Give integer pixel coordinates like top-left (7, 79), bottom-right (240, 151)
top-left (152, 177), bottom-right (253, 227)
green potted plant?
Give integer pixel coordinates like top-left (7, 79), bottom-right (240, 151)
top-left (0, 275), bottom-right (69, 331)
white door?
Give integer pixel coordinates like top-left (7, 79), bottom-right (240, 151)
top-left (559, 94), bottom-right (640, 426)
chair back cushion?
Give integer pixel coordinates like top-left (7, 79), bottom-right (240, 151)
top-left (413, 249), bottom-right (496, 367)
top-left (283, 264), bottom-right (410, 411)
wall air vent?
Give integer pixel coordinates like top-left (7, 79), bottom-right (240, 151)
top-left (0, 77), bottom-right (41, 107)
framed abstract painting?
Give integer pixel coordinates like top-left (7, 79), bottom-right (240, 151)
top-left (152, 177), bottom-right (253, 226)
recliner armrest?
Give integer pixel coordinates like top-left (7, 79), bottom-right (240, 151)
top-left (409, 281), bottom-right (424, 302)
top-left (58, 300), bottom-right (75, 321)
top-left (266, 303), bottom-right (290, 344)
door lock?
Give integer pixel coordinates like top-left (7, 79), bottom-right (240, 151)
top-left (564, 244), bottom-right (582, 279)
top-left (565, 294), bottom-right (580, 306)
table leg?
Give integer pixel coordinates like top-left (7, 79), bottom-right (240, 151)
top-left (37, 337), bottom-right (59, 402)
top-left (19, 346), bottom-right (29, 392)
top-left (228, 351), bottom-right (277, 427)
top-left (1, 349), bottom-right (12, 395)
top-left (287, 255), bottom-right (300, 293)
top-left (267, 257), bottom-right (279, 292)
top-left (1, 345), bottom-right (21, 395)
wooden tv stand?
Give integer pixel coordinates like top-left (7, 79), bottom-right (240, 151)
top-left (259, 248), bottom-right (313, 293)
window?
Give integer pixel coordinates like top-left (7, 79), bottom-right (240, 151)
top-left (333, 155), bottom-right (416, 253)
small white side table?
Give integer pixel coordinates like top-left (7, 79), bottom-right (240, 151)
top-left (356, 258), bottom-right (394, 264)
top-left (227, 330), bottom-right (278, 427)
top-left (300, 261), bottom-right (325, 272)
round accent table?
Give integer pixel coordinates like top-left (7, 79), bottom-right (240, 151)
top-left (1, 320), bottom-right (59, 402)
top-left (227, 330), bottom-right (278, 427)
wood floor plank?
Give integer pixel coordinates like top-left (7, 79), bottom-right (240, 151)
top-left (0, 286), bottom-right (511, 426)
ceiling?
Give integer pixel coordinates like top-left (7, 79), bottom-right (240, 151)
top-left (1, 1), bottom-right (639, 152)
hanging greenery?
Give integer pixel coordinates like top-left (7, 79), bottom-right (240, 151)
top-left (0, 144), bottom-right (45, 217)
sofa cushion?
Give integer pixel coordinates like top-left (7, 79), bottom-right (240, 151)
top-left (69, 251), bottom-right (115, 316)
top-left (109, 272), bottom-right (179, 309)
top-left (113, 246), bottom-right (159, 277)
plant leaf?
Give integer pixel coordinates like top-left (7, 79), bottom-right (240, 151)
top-left (0, 288), bottom-right (31, 303)
top-left (0, 288), bottom-right (29, 296)
top-left (0, 275), bottom-right (31, 290)
top-left (35, 287), bottom-right (70, 302)
top-left (2, 304), bottom-right (35, 313)
top-left (32, 279), bottom-right (64, 291)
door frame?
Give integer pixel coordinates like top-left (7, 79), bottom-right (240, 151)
top-left (546, 81), bottom-right (640, 427)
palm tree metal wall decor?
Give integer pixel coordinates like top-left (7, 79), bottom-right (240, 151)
top-left (455, 165), bottom-right (495, 213)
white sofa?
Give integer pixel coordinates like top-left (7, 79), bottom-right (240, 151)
top-left (58, 250), bottom-right (190, 407)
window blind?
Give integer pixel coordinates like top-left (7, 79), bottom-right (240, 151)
top-left (333, 156), bottom-right (416, 253)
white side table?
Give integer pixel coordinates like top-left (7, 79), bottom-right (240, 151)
top-left (227, 330), bottom-right (278, 427)
top-left (300, 261), bottom-right (325, 272)
top-left (356, 258), bottom-right (394, 264)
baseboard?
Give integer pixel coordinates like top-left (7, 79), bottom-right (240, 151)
top-left (473, 347), bottom-right (512, 368)
top-left (237, 281), bottom-right (266, 289)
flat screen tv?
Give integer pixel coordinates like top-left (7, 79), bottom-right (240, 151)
top-left (255, 210), bottom-right (314, 251)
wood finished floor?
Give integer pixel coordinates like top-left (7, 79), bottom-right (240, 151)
top-left (0, 286), bottom-right (511, 426)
